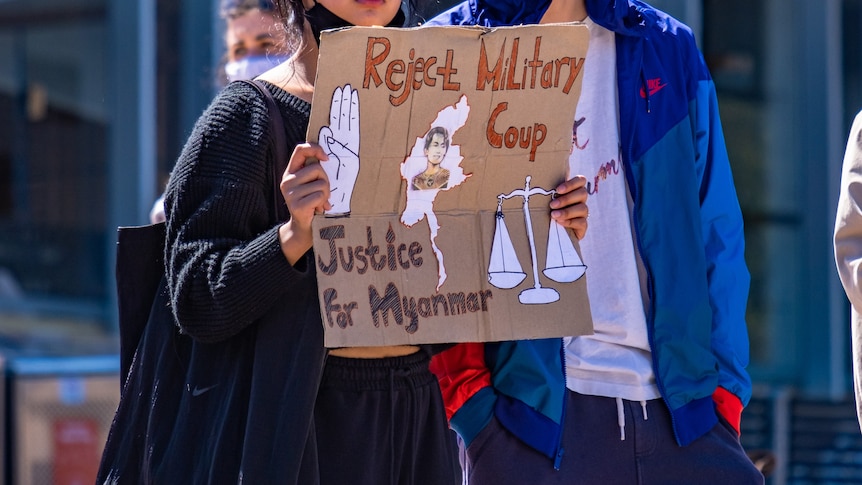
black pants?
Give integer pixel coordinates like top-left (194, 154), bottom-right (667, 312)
top-left (464, 391), bottom-right (764, 485)
top-left (315, 352), bottom-right (461, 485)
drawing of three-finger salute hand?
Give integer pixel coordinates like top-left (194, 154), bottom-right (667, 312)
top-left (278, 84), bottom-right (361, 264)
top-left (284, 84), bottom-right (361, 216)
top-left (318, 84), bottom-right (361, 216)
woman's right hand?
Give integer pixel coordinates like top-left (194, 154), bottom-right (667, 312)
top-left (278, 143), bottom-right (331, 265)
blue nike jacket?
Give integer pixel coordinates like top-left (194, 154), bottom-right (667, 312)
top-left (426, 0), bottom-right (753, 466)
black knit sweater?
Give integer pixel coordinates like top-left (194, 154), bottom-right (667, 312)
top-left (163, 81), bottom-right (448, 360)
top-left (164, 80), bottom-right (314, 343)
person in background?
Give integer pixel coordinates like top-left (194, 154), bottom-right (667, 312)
top-left (220, 0), bottom-right (292, 84)
top-left (148, 193), bottom-right (167, 224)
top-left (149, 0), bottom-right (291, 224)
top-left (426, 1), bottom-right (763, 483)
top-left (833, 108), bottom-right (862, 432)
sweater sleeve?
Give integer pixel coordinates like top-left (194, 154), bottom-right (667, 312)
top-left (164, 81), bottom-right (314, 343)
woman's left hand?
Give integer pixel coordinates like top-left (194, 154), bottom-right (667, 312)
top-left (550, 175), bottom-right (589, 240)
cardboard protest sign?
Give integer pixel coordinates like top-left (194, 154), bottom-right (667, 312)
top-left (309, 23), bottom-right (593, 347)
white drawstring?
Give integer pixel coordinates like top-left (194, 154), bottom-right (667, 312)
top-left (458, 434), bottom-right (468, 485)
top-left (616, 397), bottom-right (625, 440)
top-left (616, 399), bottom-right (650, 441)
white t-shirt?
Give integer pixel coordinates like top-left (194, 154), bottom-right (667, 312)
top-left (563, 18), bottom-right (660, 402)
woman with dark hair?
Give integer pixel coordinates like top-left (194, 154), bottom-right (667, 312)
top-left (253, 5), bottom-right (462, 481)
top-left (168, 0), bottom-right (463, 481)
top-left (99, 1), bottom-right (588, 483)
top-left (220, 0), bottom-right (292, 84)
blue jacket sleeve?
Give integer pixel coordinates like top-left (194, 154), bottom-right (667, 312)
top-left (692, 54), bottom-right (752, 407)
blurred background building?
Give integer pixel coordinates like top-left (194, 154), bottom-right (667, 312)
top-left (0, 0), bottom-right (859, 483)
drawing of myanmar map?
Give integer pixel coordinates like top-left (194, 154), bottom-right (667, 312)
top-left (400, 96), bottom-right (471, 289)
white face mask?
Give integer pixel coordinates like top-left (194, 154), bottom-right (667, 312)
top-left (224, 54), bottom-right (290, 82)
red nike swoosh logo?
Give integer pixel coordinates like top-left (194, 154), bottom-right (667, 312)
top-left (639, 81), bottom-right (668, 98)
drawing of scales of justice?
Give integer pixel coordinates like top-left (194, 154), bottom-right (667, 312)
top-left (488, 176), bottom-right (587, 304)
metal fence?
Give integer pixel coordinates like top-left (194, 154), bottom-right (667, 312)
top-left (742, 388), bottom-right (862, 484)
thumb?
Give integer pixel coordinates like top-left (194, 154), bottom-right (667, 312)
top-left (318, 126), bottom-right (334, 154)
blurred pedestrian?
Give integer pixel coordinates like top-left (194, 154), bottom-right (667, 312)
top-left (833, 108), bottom-right (862, 432)
top-left (220, 0), bottom-right (293, 85)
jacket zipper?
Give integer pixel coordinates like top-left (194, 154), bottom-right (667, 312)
top-left (623, 34), bottom-right (680, 444)
top-left (554, 338), bottom-right (567, 470)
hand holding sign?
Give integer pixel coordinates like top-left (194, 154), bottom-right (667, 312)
top-left (319, 84), bottom-right (360, 216)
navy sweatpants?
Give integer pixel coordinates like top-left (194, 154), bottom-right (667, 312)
top-left (463, 391), bottom-right (764, 485)
top-left (315, 352), bottom-right (461, 485)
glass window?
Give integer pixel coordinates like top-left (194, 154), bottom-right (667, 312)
top-left (0, 21), bottom-right (108, 300)
top-left (703, 0), bottom-right (859, 389)
top-left (156, 0), bottom-right (182, 192)
top-left (0, 0), bottom-right (203, 356)
top-left (0, 4), bottom-right (110, 338)
top-left (844, 0), bottom-right (862, 127)
top-left (703, 0), bottom-right (804, 382)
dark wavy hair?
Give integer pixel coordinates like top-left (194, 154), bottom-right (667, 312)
top-left (220, 0), bottom-right (277, 19)
top-left (424, 126), bottom-right (450, 152)
top-left (270, 0), bottom-right (419, 47)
